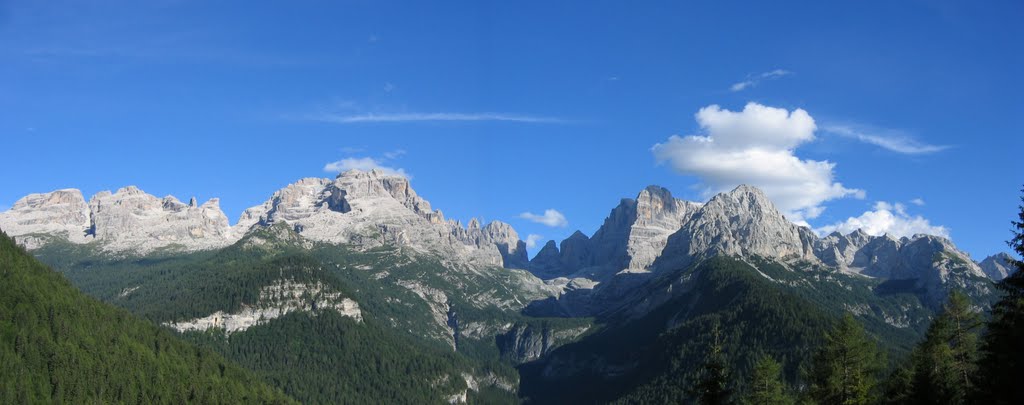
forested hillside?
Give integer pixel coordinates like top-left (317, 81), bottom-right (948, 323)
top-left (0, 231), bottom-right (295, 404)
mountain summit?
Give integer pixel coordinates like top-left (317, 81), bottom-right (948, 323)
top-left (0, 169), bottom-right (526, 268)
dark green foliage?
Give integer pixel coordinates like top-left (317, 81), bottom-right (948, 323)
top-left (190, 312), bottom-right (468, 404)
top-left (901, 291), bottom-right (981, 405)
top-left (0, 231), bottom-right (294, 404)
top-left (745, 355), bottom-right (792, 405)
top-left (523, 257), bottom-right (838, 404)
top-left (689, 323), bottom-right (733, 405)
top-left (806, 314), bottom-right (885, 405)
top-left (974, 186), bottom-right (1024, 405)
top-left (881, 364), bottom-right (914, 405)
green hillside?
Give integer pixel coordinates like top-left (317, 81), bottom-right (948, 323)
top-left (0, 231), bottom-right (295, 404)
top-left (519, 256), bottom-right (919, 404)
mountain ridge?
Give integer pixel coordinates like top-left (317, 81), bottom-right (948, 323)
top-left (0, 173), bottom-right (998, 307)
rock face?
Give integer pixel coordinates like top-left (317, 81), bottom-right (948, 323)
top-left (235, 169), bottom-right (528, 268)
top-left (980, 252), bottom-right (1016, 280)
top-left (0, 170), bottom-right (529, 267)
top-left (0, 189), bottom-right (92, 248)
top-left (657, 185), bottom-right (814, 269)
top-left (0, 187), bottom-right (235, 253)
top-left (496, 323), bottom-right (591, 364)
top-left (530, 184), bottom-right (989, 314)
top-left (166, 280), bottom-right (361, 334)
top-left (88, 187), bottom-right (234, 253)
top-left (528, 186), bottom-right (699, 280)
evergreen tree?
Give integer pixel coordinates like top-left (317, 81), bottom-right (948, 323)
top-left (691, 323), bottom-right (733, 405)
top-left (881, 365), bottom-right (913, 405)
top-left (907, 291), bottom-right (981, 404)
top-left (975, 186), bottom-right (1024, 404)
top-left (807, 314), bottom-right (883, 405)
top-left (944, 292), bottom-right (981, 396)
top-left (745, 355), bottom-right (792, 405)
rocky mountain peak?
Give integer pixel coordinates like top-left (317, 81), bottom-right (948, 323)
top-left (979, 252), bottom-right (1016, 281)
top-left (231, 171), bottom-right (528, 269)
top-left (114, 185), bottom-right (145, 196)
top-left (656, 183), bottom-right (812, 269)
top-left (528, 185), bottom-right (700, 279)
top-left (1, 189), bottom-right (92, 247)
top-left (636, 185), bottom-right (683, 220)
top-left (566, 230), bottom-right (589, 241)
top-left (1, 186), bottom-right (235, 253)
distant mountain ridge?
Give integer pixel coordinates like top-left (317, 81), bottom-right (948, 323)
top-left (0, 171), bottom-right (1003, 308)
top-left (0, 169), bottom-right (526, 269)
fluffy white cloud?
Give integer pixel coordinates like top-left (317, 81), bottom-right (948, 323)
top-left (815, 201), bottom-right (949, 239)
top-left (323, 157), bottom-right (409, 178)
top-left (652, 102), bottom-right (864, 222)
top-left (525, 234), bottom-right (544, 249)
top-left (519, 209), bottom-right (568, 228)
top-left (910, 198), bottom-right (926, 206)
top-left (824, 125), bottom-right (949, 154)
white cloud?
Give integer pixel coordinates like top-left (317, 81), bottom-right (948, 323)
top-left (815, 201), bottom-right (949, 239)
top-left (730, 69), bottom-right (792, 92)
top-left (824, 125), bottom-right (949, 154)
top-left (525, 234), bottom-right (544, 249)
top-left (910, 198), bottom-right (925, 206)
top-left (652, 102), bottom-right (864, 222)
top-left (308, 112), bottom-right (565, 124)
top-left (519, 209), bottom-right (568, 228)
top-left (323, 157), bottom-right (409, 178)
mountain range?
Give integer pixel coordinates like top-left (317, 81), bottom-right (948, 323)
top-left (0, 169), bottom-right (1013, 403)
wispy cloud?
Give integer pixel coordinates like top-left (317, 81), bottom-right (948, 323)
top-left (910, 198), bottom-right (926, 206)
top-left (519, 209), bottom-right (568, 228)
top-left (824, 125), bottom-right (949, 155)
top-left (730, 69), bottom-right (792, 92)
top-left (382, 149), bottom-right (406, 160)
top-left (525, 234), bottom-right (544, 249)
top-left (323, 157), bottom-right (409, 178)
top-left (307, 112), bottom-right (566, 124)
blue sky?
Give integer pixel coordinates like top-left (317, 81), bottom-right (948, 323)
top-left (1, 0), bottom-right (1021, 259)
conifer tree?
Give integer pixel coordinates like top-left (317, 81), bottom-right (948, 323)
top-left (975, 186), bottom-right (1024, 404)
top-left (881, 365), bottom-right (913, 405)
top-left (691, 323), bottom-right (732, 405)
top-left (746, 355), bottom-right (792, 405)
top-left (807, 314), bottom-right (883, 405)
top-left (907, 291), bottom-right (981, 404)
